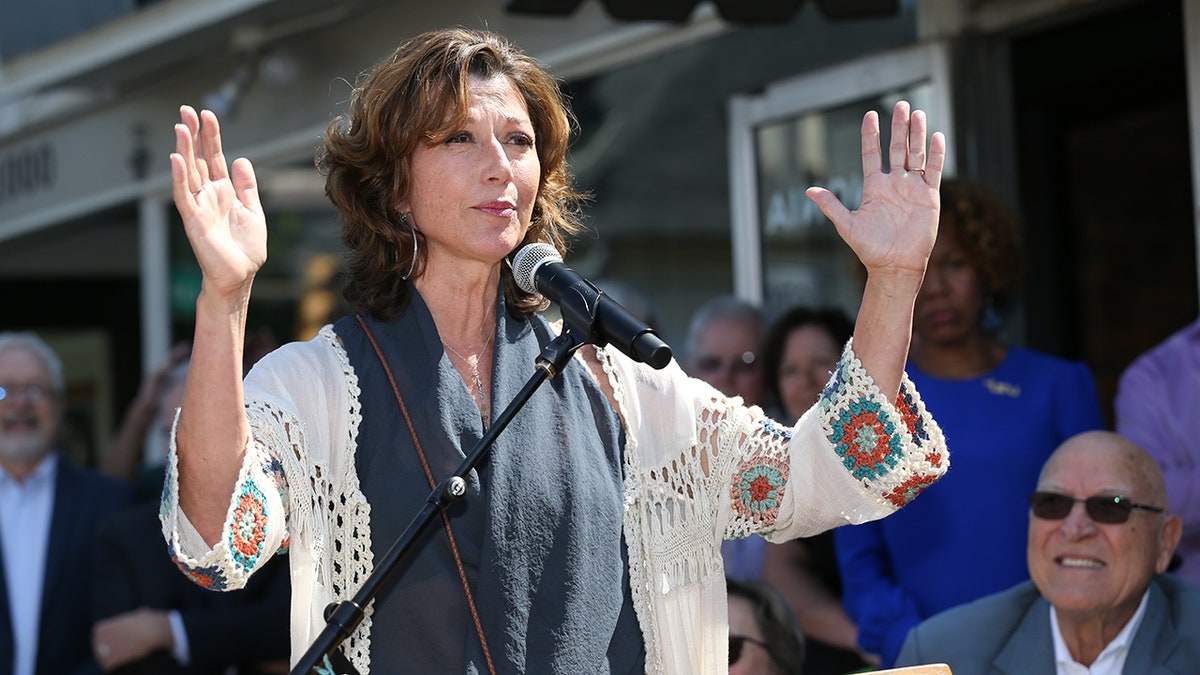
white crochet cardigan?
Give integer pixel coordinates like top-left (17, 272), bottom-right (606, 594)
top-left (161, 326), bottom-right (947, 674)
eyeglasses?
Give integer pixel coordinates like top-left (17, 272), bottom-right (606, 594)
top-left (1028, 491), bottom-right (1165, 525)
top-left (729, 635), bottom-right (770, 666)
top-left (694, 351), bottom-right (757, 375)
top-left (0, 384), bottom-right (53, 404)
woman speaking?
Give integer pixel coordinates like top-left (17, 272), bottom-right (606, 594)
top-left (161, 27), bottom-right (949, 674)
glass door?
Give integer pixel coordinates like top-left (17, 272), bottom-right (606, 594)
top-left (727, 41), bottom-right (955, 319)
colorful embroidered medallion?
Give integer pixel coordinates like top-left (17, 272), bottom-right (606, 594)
top-left (830, 398), bottom-right (904, 481)
top-left (230, 480), bottom-right (269, 572)
top-left (169, 540), bottom-right (229, 590)
top-left (731, 456), bottom-right (788, 528)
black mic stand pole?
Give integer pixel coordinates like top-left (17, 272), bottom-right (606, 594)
top-left (290, 326), bottom-right (590, 675)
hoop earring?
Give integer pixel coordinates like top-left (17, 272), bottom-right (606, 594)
top-left (400, 213), bottom-right (419, 280)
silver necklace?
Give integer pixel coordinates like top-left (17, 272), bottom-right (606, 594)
top-left (441, 325), bottom-right (495, 427)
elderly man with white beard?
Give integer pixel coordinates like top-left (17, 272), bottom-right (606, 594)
top-left (0, 332), bottom-right (134, 675)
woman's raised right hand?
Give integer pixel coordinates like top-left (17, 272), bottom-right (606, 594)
top-left (170, 106), bottom-right (266, 299)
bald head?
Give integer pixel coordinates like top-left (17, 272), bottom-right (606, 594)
top-left (1040, 431), bottom-right (1167, 507)
top-left (1028, 430), bottom-right (1182, 647)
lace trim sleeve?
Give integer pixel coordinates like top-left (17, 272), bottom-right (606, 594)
top-left (722, 337), bottom-right (948, 540)
top-left (820, 340), bottom-right (946, 508)
top-left (159, 401), bottom-right (298, 591)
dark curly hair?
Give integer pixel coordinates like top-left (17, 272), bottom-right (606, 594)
top-left (316, 27), bottom-right (586, 320)
top-left (937, 179), bottom-right (1024, 313)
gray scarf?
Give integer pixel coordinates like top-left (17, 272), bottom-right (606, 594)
top-left (333, 286), bottom-right (644, 673)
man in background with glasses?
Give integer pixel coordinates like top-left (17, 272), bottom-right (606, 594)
top-left (684, 296), bottom-right (777, 587)
top-left (894, 430), bottom-right (1200, 674)
top-left (683, 295), bottom-right (772, 413)
top-left (0, 332), bottom-right (135, 675)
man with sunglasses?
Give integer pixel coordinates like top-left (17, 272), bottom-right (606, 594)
top-left (895, 430), bottom-right (1200, 674)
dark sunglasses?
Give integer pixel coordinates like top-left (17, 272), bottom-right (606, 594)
top-left (1028, 491), bottom-right (1164, 525)
top-left (729, 635), bottom-right (770, 666)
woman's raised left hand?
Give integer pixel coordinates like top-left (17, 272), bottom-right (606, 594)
top-left (806, 100), bottom-right (946, 285)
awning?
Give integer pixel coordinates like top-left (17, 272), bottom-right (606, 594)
top-left (504, 0), bottom-right (899, 23)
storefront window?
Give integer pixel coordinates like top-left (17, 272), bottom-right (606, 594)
top-left (755, 85), bottom-right (934, 317)
top-left (728, 42), bottom-right (952, 320)
top-left (167, 181), bottom-right (343, 354)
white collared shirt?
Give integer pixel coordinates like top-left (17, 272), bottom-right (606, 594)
top-left (0, 454), bottom-right (58, 675)
top-left (1051, 589), bottom-right (1150, 675)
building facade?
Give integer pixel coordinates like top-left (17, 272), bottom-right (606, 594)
top-left (0, 0), bottom-right (1194, 462)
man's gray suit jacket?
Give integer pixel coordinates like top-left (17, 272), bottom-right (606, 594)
top-left (896, 576), bottom-right (1200, 675)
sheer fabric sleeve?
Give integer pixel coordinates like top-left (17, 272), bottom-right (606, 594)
top-left (159, 328), bottom-right (357, 593)
top-left (599, 337), bottom-right (947, 674)
top-left (724, 338), bottom-right (948, 541)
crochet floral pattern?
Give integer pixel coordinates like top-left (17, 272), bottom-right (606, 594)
top-left (230, 480), bottom-right (269, 572)
top-left (821, 343), bottom-right (945, 507)
top-left (830, 397), bottom-right (904, 481)
top-left (730, 455), bottom-right (789, 530)
top-left (168, 540), bottom-right (229, 590)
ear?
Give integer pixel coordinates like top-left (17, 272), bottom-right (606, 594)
top-left (1157, 513), bottom-right (1184, 574)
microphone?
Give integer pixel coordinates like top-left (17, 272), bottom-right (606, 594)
top-left (512, 243), bottom-right (672, 370)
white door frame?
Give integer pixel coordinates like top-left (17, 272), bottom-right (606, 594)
top-left (727, 40), bottom-right (955, 304)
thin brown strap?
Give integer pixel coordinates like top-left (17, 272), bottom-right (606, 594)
top-left (355, 314), bottom-right (498, 675)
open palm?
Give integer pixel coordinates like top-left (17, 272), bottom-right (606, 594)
top-left (170, 106), bottom-right (266, 298)
top-left (807, 101), bottom-right (946, 282)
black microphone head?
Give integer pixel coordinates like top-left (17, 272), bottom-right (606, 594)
top-left (512, 242), bottom-right (562, 294)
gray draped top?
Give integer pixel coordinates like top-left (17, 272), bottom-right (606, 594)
top-left (333, 286), bottom-right (645, 673)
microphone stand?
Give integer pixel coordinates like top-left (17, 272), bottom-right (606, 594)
top-left (290, 326), bottom-right (590, 675)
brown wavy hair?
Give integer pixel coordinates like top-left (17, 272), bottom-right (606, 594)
top-left (316, 27), bottom-right (586, 320)
top-left (938, 179), bottom-right (1024, 312)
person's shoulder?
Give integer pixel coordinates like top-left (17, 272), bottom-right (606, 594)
top-left (901, 581), bottom-right (1043, 668)
top-left (1005, 345), bottom-right (1087, 370)
top-left (1158, 573), bottom-right (1200, 607)
top-left (262, 327), bottom-right (339, 360)
top-left (1003, 346), bottom-right (1096, 387)
top-left (249, 327), bottom-right (343, 380)
top-left (914, 580), bottom-right (1040, 636)
top-left (1149, 316), bottom-right (1200, 354)
top-left (1153, 574), bottom-right (1200, 650)
top-left (1122, 317), bottom-right (1200, 377)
